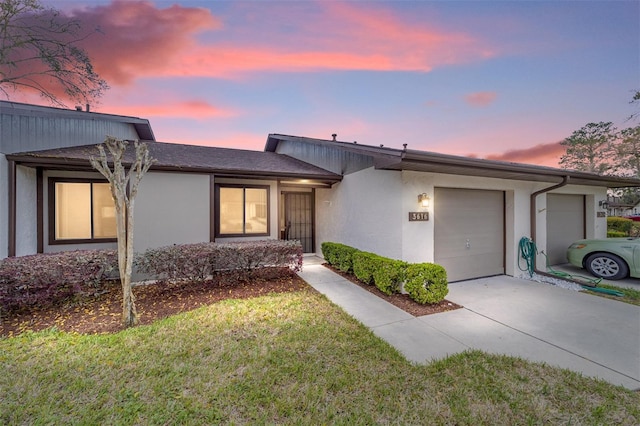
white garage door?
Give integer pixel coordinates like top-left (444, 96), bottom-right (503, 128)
top-left (546, 194), bottom-right (585, 265)
top-left (434, 188), bottom-right (505, 282)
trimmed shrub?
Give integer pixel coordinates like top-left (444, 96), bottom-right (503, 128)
top-left (607, 231), bottom-right (628, 238)
top-left (352, 251), bottom-right (379, 285)
top-left (135, 240), bottom-right (303, 283)
top-left (135, 243), bottom-right (218, 282)
top-left (0, 250), bottom-right (118, 314)
top-left (321, 242), bottom-right (358, 273)
top-left (404, 263), bottom-right (448, 305)
top-left (372, 258), bottom-right (407, 296)
top-left (607, 217), bottom-right (633, 236)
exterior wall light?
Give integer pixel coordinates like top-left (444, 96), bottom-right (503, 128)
top-left (599, 200), bottom-right (609, 210)
top-left (418, 193), bottom-right (430, 208)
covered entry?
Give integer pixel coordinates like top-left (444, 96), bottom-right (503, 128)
top-left (434, 188), bottom-right (505, 282)
top-left (546, 193), bottom-right (585, 265)
top-left (281, 192), bottom-right (314, 253)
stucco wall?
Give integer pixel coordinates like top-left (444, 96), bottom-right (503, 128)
top-left (316, 167), bottom-right (404, 259)
top-left (134, 172), bottom-right (211, 252)
top-left (317, 169), bottom-right (607, 278)
top-left (15, 165), bottom-right (37, 256)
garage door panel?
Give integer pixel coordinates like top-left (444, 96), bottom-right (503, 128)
top-left (435, 188), bottom-right (504, 282)
top-left (547, 194), bottom-right (585, 265)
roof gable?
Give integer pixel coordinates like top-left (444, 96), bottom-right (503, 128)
top-left (266, 133), bottom-right (640, 188)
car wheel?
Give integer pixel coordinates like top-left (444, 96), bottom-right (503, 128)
top-left (584, 253), bottom-right (629, 280)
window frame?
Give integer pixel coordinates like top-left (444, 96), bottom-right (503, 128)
top-left (48, 177), bottom-right (118, 245)
top-left (214, 183), bottom-right (270, 238)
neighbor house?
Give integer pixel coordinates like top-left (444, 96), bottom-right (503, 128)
top-left (4, 101), bottom-right (640, 281)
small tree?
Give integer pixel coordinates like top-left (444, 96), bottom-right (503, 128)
top-left (618, 126), bottom-right (640, 178)
top-left (90, 137), bottom-right (154, 327)
top-left (559, 122), bottom-right (617, 175)
top-left (0, 0), bottom-right (108, 106)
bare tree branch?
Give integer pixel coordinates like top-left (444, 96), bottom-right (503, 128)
top-left (0, 0), bottom-right (108, 106)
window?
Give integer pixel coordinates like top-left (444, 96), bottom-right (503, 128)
top-left (216, 184), bottom-right (269, 236)
top-left (49, 179), bottom-right (117, 243)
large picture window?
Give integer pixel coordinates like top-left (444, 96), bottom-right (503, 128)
top-left (216, 184), bottom-right (269, 236)
top-left (49, 179), bottom-right (117, 243)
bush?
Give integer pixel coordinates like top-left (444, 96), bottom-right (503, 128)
top-left (607, 217), bottom-right (633, 236)
top-left (0, 250), bottom-right (118, 314)
top-left (607, 231), bottom-right (628, 238)
top-left (352, 251), bottom-right (379, 284)
top-left (321, 242), bottom-right (358, 273)
top-left (136, 240), bottom-right (303, 283)
top-left (372, 257), bottom-right (407, 296)
top-left (404, 263), bottom-right (448, 305)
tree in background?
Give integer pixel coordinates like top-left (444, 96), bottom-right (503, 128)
top-left (617, 126), bottom-right (640, 178)
top-left (90, 137), bottom-right (154, 327)
top-left (0, 0), bottom-right (108, 106)
top-left (559, 122), bottom-right (618, 175)
top-left (629, 90), bottom-right (640, 122)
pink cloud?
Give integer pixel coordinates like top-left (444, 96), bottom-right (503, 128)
top-left (485, 141), bottom-right (564, 167)
top-left (72, 1), bottom-right (221, 85)
top-left (108, 100), bottom-right (237, 120)
top-left (66, 1), bottom-right (496, 83)
top-left (465, 91), bottom-right (498, 107)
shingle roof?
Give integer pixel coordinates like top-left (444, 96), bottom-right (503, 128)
top-left (266, 133), bottom-right (640, 188)
top-left (7, 140), bottom-right (342, 185)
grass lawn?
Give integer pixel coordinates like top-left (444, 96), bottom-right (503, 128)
top-left (2, 287), bottom-right (639, 425)
top-left (582, 283), bottom-right (640, 306)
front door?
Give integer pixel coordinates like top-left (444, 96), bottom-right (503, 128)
top-left (283, 192), bottom-right (314, 253)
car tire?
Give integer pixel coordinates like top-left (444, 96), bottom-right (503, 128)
top-left (584, 253), bottom-right (629, 280)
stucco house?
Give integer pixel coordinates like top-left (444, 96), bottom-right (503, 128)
top-left (4, 101), bottom-right (640, 282)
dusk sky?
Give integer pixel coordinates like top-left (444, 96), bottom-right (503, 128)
top-left (28, 1), bottom-right (640, 166)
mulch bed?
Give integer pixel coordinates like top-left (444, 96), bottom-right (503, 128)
top-left (323, 264), bottom-right (463, 317)
top-left (1, 266), bottom-right (462, 337)
top-left (1, 275), bottom-right (308, 337)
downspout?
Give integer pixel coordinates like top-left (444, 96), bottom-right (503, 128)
top-left (8, 160), bottom-right (16, 257)
top-left (529, 176), bottom-right (569, 278)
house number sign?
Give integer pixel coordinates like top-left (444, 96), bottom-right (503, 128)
top-left (408, 212), bottom-right (429, 221)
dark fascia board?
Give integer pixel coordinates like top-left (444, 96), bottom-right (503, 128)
top-left (397, 150), bottom-right (640, 188)
top-left (266, 133), bottom-right (640, 188)
top-left (0, 100), bottom-right (155, 141)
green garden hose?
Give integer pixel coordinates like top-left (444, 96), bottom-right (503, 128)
top-left (518, 236), bottom-right (608, 289)
top-left (518, 237), bottom-right (537, 277)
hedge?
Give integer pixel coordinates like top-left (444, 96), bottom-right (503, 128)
top-left (352, 251), bottom-right (379, 285)
top-left (372, 257), bottom-right (407, 296)
top-left (0, 250), bottom-right (118, 314)
top-left (404, 263), bottom-right (449, 305)
top-left (321, 242), bottom-right (358, 273)
top-left (322, 242), bottom-right (448, 304)
top-left (135, 240), bottom-right (303, 283)
top-left (607, 231), bottom-right (628, 238)
top-left (607, 217), bottom-right (633, 236)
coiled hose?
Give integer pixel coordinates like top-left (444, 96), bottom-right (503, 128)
top-left (518, 237), bottom-right (537, 277)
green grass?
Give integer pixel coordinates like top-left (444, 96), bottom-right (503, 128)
top-left (2, 288), bottom-right (639, 425)
top-left (583, 283), bottom-right (640, 306)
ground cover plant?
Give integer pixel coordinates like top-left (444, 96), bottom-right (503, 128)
top-left (2, 283), bottom-right (639, 424)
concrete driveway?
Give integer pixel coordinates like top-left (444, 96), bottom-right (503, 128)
top-left (300, 259), bottom-right (640, 390)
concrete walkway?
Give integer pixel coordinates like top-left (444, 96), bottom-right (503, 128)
top-left (298, 256), bottom-right (640, 390)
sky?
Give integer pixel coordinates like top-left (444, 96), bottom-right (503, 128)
top-left (17, 1), bottom-right (640, 166)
